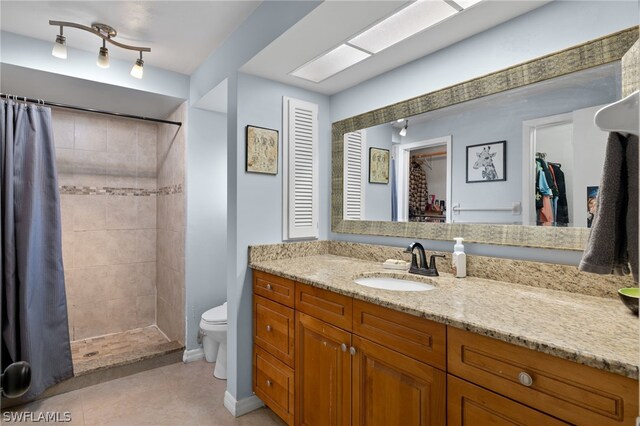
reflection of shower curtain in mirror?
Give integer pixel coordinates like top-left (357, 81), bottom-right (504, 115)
top-left (409, 161), bottom-right (428, 218)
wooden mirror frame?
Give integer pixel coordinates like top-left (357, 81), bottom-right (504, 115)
top-left (331, 27), bottom-right (638, 250)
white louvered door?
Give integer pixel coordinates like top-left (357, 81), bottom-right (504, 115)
top-left (343, 130), bottom-right (366, 220)
top-left (283, 97), bottom-right (319, 240)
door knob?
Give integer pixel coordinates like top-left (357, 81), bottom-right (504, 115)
top-left (349, 346), bottom-right (357, 356)
top-left (266, 379), bottom-right (272, 387)
top-left (266, 325), bottom-right (272, 332)
top-left (266, 284), bottom-right (272, 291)
top-left (341, 343), bottom-right (347, 352)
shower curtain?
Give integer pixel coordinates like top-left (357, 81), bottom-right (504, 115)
top-left (1, 100), bottom-right (73, 399)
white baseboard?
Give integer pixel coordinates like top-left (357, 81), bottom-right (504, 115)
top-left (182, 348), bottom-right (205, 363)
top-left (223, 391), bottom-right (264, 417)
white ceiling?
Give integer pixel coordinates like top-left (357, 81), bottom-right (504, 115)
top-left (241, 0), bottom-right (552, 95)
top-left (0, 0), bottom-right (554, 102)
top-left (0, 1), bottom-right (261, 75)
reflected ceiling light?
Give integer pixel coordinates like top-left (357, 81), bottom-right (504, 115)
top-left (51, 27), bottom-right (67, 59)
top-left (399, 120), bottom-right (408, 137)
top-left (130, 52), bottom-right (144, 79)
top-left (49, 20), bottom-right (150, 78)
top-left (291, 44), bottom-right (371, 83)
top-left (348, 0), bottom-right (458, 54)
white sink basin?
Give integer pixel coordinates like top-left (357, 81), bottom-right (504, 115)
top-left (353, 277), bottom-right (435, 292)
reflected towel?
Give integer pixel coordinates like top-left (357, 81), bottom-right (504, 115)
top-left (579, 132), bottom-right (638, 282)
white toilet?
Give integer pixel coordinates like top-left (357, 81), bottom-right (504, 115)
top-left (200, 302), bottom-right (227, 379)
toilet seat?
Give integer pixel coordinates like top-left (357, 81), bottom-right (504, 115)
top-left (202, 302), bottom-right (227, 326)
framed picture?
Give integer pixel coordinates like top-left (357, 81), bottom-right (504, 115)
top-left (246, 125), bottom-right (279, 175)
top-left (369, 147), bottom-right (389, 184)
top-left (466, 140), bottom-right (506, 183)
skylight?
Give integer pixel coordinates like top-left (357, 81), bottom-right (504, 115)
top-left (289, 0), bottom-right (484, 83)
top-left (349, 0), bottom-right (458, 54)
top-left (290, 44), bottom-right (371, 83)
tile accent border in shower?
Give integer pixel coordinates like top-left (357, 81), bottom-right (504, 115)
top-left (60, 184), bottom-right (183, 196)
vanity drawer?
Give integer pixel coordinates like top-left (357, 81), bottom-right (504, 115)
top-left (353, 299), bottom-right (446, 370)
top-left (254, 270), bottom-right (295, 307)
top-left (295, 283), bottom-right (353, 331)
top-left (448, 327), bottom-right (639, 426)
top-left (254, 345), bottom-right (294, 426)
top-left (447, 375), bottom-right (568, 426)
top-left (254, 295), bottom-right (295, 367)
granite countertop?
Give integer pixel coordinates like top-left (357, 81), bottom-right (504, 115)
top-left (250, 254), bottom-right (639, 380)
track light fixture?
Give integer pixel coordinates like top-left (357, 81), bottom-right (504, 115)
top-left (97, 39), bottom-right (110, 68)
top-left (49, 20), bottom-right (150, 79)
top-left (51, 27), bottom-right (67, 59)
top-left (130, 51), bottom-right (144, 79)
top-left (399, 120), bottom-right (408, 137)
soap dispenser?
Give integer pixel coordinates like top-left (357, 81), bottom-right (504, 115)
top-left (452, 237), bottom-right (466, 278)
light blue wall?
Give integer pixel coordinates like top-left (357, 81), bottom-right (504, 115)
top-left (364, 123), bottom-right (393, 221)
top-left (0, 31), bottom-right (189, 99)
top-left (190, 1), bottom-right (321, 105)
top-left (184, 108), bottom-right (227, 350)
top-left (230, 73), bottom-right (331, 400)
top-left (400, 72), bottom-right (619, 224)
top-left (187, 1), bottom-right (322, 404)
top-left (328, 0), bottom-right (638, 265)
top-left (330, 0), bottom-right (639, 122)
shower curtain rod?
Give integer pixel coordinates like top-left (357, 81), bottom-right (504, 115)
top-left (0, 93), bottom-right (182, 127)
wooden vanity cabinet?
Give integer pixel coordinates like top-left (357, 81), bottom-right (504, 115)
top-left (293, 281), bottom-right (446, 426)
top-left (447, 375), bottom-right (569, 425)
top-left (253, 270), bottom-right (638, 426)
top-left (448, 327), bottom-right (639, 426)
top-left (296, 311), bottom-right (352, 426)
top-left (253, 271), bottom-right (296, 425)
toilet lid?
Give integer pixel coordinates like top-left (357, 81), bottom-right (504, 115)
top-left (202, 302), bottom-right (227, 324)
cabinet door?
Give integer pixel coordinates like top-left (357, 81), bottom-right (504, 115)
top-left (447, 375), bottom-right (568, 426)
top-left (296, 312), bottom-right (351, 426)
top-left (352, 336), bottom-right (446, 426)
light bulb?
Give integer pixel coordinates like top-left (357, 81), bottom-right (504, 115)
top-left (52, 34), bottom-right (67, 59)
top-left (130, 57), bottom-right (144, 79)
top-left (97, 46), bottom-right (110, 68)
top-left (399, 127), bottom-right (407, 137)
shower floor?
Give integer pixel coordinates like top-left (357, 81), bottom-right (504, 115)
top-left (71, 326), bottom-right (183, 376)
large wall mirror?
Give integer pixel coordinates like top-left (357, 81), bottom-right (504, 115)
top-left (332, 28), bottom-right (638, 250)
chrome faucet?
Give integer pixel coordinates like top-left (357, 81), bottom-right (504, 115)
top-left (404, 242), bottom-right (445, 277)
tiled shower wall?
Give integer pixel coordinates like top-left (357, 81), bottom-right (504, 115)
top-left (156, 103), bottom-right (187, 345)
top-left (53, 110), bottom-right (158, 341)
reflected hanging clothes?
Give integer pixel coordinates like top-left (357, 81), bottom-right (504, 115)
top-left (536, 159), bottom-right (554, 225)
top-left (1, 100), bottom-right (74, 399)
top-left (548, 163), bottom-right (569, 225)
top-left (409, 161), bottom-right (428, 218)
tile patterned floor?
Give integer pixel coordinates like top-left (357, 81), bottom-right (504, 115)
top-left (3, 360), bottom-right (285, 426)
top-left (71, 326), bottom-right (183, 375)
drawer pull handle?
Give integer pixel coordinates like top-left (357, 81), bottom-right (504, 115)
top-left (341, 343), bottom-right (347, 352)
top-left (266, 325), bottom-right (272, 332)
top-left (349, 346), bottom-right (357, 356)
top-left (266, 284), bottom-right (272, 291)
top-left (266, 379), bottom-right (272, 387)
top-left (518, 372), bottom-right (533, 387)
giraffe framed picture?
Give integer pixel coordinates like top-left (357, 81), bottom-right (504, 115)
top-left (466, 140), bottom-right (506, 183)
